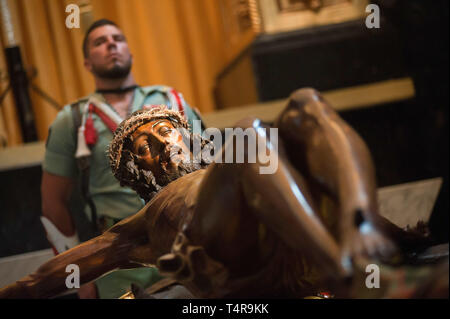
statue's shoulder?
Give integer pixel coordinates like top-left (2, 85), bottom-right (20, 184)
top-left (146, 170), bottom-right (207, 213)
top-left (58, 95), bottom-right (90, 117)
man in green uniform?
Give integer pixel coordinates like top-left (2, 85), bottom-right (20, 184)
top-left (40, 19), bottom-right (203, 298)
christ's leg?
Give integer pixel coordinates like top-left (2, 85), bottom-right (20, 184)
top-left (274, 88), bottom-right (398, 263)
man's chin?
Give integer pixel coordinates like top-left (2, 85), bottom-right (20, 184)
top-left (93, 64), bottom-right (131, 79)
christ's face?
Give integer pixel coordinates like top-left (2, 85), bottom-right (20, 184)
top-left (131, 119), bottom-right (191, 179)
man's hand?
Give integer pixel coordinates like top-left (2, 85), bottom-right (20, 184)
top-left (40, 216), bottom-right (80, 254)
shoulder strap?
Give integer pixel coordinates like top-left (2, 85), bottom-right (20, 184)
top-left (140, 85), bottom-right (183, 110)
top-left (141, 86), bottom-right (205, 132)
top-left (139, 85), bottom-right (168, 95)
top-left (70, 101), bottom-right (99, 235)
top-left (70, 102), bottom-right (82, 129)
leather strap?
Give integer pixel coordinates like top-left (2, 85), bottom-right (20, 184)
top-left (71, 102), bottom-right (99, 234)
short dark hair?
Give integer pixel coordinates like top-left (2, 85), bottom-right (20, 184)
top-left (82, 19), bottom-right (119, 58)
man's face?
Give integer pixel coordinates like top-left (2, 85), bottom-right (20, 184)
top-left (84, 24), bottom-right (132, 79)
top-left (131, 119), bottom-right (192, 182)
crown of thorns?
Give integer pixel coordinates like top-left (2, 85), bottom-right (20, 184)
top-left (108, 105), bottom-right (188, 177)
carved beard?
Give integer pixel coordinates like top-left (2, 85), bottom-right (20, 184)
top-left (132, 157), bottom-right (203, 203)
top-left (152, 136), bottom-right (207, 188)
top-left (153, 157), bottom-right (204, 188)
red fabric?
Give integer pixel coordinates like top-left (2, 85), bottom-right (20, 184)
top-left (84, 114), bottom-right (98, 146)
top-left (83, 103), bottom-right (121, 147)
top-left (51, 245), bottom-right (59, 256)
top-left (90, 103), bottom-right (118, 133)
top-left (170, 89), bottom-right (185, 118)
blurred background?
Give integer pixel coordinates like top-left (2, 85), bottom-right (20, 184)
top-left (0, 0), bottom-right (448, 286)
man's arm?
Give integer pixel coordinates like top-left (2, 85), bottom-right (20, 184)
top-left (41, 171), bottom-right (76, 238)
top-left (41, 170), bottom-right (101, 299)
top-left (41, 104), bottom-right (79, 240)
